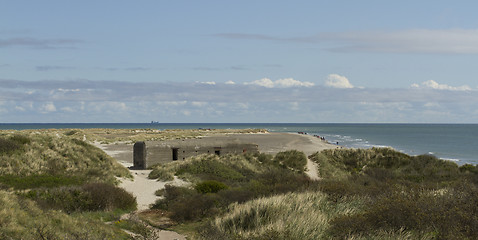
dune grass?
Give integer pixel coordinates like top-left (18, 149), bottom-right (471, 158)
top-left (0, 131), bottom-right (130, 184)
top-left (0, 129), bottom-right (138, 239)
top-left (59, 128), bottom-right (267, 144)
top-left (0, 190), bottom-right (130, 240)
top-left (204, 191), bottom-right (357, 240)
top-left (150, 151), bottom-right (312, 224)
top-left (148, 147), bottom-right (478, 239)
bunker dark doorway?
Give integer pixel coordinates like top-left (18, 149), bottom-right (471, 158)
top-left (172, 148), bottom-right (179, 161)
top-left (215, 150), bottom-right (220, 156)
top-left (133, 141), bottom-right (146, 169)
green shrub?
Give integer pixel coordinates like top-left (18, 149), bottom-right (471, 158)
top-left (0, 174), bottom-right (84, 189)
top-left (0, 138), bottom-right (21, 155)
top-left (0, 131), bottom-right (131, 182)
top-left (274, 150), bottom-right (307, 172)
top-left (82, 183), bottom-right (137, 211)
top-left (152, 185), bottom-right (219, 222)
top-left (64, 130), bottom-right (78, 136)
top-left (195, 180), bottom-right (229, 194)
top-left (24, 183), bottom-right (136, 213)
top-left (176, 158), bottom-right (245, 182)
top-left (255, 152), bottom-right (273, 164)
top-left (0, 190), bottom-right (129, 239)
top-left (10, 134), bottom-right (31, 145)
top-left (149, 167), bottom-right (174, 181)
top-left (459, 163), bottom-right (478, 173)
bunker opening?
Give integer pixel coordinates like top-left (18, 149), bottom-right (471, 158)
top-left (214, 147), bottom-right (221, 156)
top-left (172, 148), bottom-right (179, 161)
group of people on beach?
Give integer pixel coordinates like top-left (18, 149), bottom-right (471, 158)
top-left (297, 131), bottom-right (327, 142)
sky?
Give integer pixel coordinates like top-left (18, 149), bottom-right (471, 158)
top-left (1, 0), bottom-right (478, 123)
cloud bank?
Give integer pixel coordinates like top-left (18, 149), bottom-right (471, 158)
top-left (411, 80), bottom-right (472, 91)
top-left (0, 78), bottom-right (476, 123)
top-left (245, 78), bottom-right (314, 88)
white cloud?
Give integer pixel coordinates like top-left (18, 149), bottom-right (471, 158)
top-left (245, 78), bottom-right (314, 88)
top-left (424, 102), bottom-right (440, 108)
top-left (40, 102), bottom-right (56, 113)
top-left (225, 80), bottom-right (236, 85)
top-left (246, 78), bottom-right (274, 88)
top-left (57, 88), bottom-right (80, 92)
top-left (191, 101), bottom-right (207, 107)
top-left (61, 107), bottom-right (75, 112)
top-left (200, 81), bottom-right (216, 85)
top-left (325, 74), bottom-right (354, 88)
top-left (411, 80), bottom-right (472, 91)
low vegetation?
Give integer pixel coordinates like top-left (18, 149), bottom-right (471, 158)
top-left (0, 130), bottom-right (137, 239)
top-left (3, 128), bottom-right (478, 239)
top-left (0, 190), bottom-right (130, 239)
top-left (148, 147), bottom-right (478, 239)
top-left (0, 131), bottom-right (130, 183)
top-left (149, 152), bottom-right (312, 224)
top-left (58, 128), bottom-right (267, 144)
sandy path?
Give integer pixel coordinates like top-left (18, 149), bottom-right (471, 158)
top-left (94, 142), bottom-right (187, 240)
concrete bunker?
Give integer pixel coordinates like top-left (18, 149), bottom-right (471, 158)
top-left (133, 136), bottom-right (259, 169)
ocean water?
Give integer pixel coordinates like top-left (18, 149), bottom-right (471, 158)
top-left (1, 123), bottom-right (476, 165)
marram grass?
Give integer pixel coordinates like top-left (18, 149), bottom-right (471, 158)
top-left (0, 190), bottom-right (129, 240)
top-left (0, 131), bottom-right (130, 184)
top-left (209, 191), bottom-right (361, 240)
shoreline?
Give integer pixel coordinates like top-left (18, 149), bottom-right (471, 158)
top-left (2, 123), bottom-right (474, 164)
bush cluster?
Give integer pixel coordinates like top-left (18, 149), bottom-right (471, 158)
top-left (24, 182), bottom-right (137, 213)
top-left (308, 148), bottom-right (478, 239)
top-left (152, 152), bottom-right (312, 223)
top-left (0, 174), bottom-right (84, 190)
top-left (149, 147), bottom-right (478, 239)
top-left (0, 190), bottom-right (129, 239)
top-left (0, 135), bottom-right (30, 155)
top-left (273, 150), bottom-right (308, 172)
top-left (195, 180), bottom-right (229, 194)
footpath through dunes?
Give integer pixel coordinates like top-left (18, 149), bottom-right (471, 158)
top-left (230, 132), bottom-right (339, 180)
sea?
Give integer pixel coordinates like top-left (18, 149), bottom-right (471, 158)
top-left (1, 123), bottom-right (476, 165)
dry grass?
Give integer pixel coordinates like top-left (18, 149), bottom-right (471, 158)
top-left (205, 191), bottom-right (363, 240)
top-left (0, 130), bottom-right (130, 184)
top-left (61, 128), bottom-right (267, 144)
top-left (0, 190), bottom-right (129, 239)
top-left (149, 153), bottom-right (265, 183)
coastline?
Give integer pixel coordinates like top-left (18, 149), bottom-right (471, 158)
top-left (2, 123), bottom-right (476, 164)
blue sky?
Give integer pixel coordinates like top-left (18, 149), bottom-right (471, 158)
top-left (1, 0), bottom-right (478, 123)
